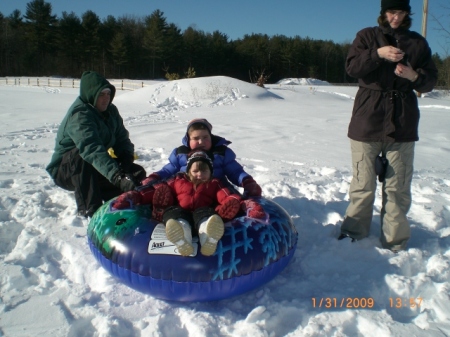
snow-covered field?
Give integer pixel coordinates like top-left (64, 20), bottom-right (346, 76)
top-left (0, 76), bottom-right (449, 336)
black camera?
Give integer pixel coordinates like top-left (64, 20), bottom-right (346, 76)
top-left (399, 53), bottom-right (408, 65)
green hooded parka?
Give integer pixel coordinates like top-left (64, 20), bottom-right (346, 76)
top-left (46, 71), bottom-right (134, 182)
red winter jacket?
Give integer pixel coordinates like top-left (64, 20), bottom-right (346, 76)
top-left (168, 174), bottom-right (241, 211)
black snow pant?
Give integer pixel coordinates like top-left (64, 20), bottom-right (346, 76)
top-left (162, 206), bottom-right (216, 236)
top-left (54, 148), bottom-right (146, 217)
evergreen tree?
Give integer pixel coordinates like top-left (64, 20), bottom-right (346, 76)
top-left (207, 31), bottom-right (231, 74)
top-left (99, 15), bottom-right (119, 76)
top-left (0, 13), bottom-right (4, 74)
top-left (117, 15), bottom-right (146, 77)
top-left (321, 40), bottom-right (336, 81)
top-left (57, 11), bottom-right (82, 76)
top-left (1, 10), bottom-right (26, 75)
top-left (110, 32), bottom-right (128, 78)
top-left (23, 0), bottom-right (57, 74)
top-left (164, 23), bottom-right (184, 75)
top-left (143, 10), bottom-right (168, 79)
top-left (235, 34), bottom-right (271, 80)
top-left (183, 27), bottom-right (208, 76)
top-left (432, 53), bottom-right (449, 88)
top-left (279, 37), bottom-right (295, 77)
top-left (80, 10), bottom-right (101, 71)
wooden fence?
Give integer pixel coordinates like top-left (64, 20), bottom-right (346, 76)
top-left (0, 77), bottom-right (150, 91)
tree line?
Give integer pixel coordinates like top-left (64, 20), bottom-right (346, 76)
top-left (1, 0), bottom-right (449, 87)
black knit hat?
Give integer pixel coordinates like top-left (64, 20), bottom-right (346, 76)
top-left (381, 0), bottom-right (411, 14)
top-left (186, 151), bottom-right (214, 174)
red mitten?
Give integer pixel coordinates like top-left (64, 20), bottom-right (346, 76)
top-left (152, 184), bottom-right (174, 221)
top-left (141, 172), bottom-right (161, 186)
top-left (241, 199), bottom-right (265, 219)
top-left (152, 184), bottom-right (174, 209)
top-left (216, 196), bottom-right (241, 221)
top-left (242, 177), bottom-right (262, 197)
top-left (113, 191), bottom-right (142, 209)
top-left (136, 184), bottom-right (156, 204)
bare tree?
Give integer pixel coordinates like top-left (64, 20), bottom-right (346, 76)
top-left (430, 8), bottom-right (450, 55)
top-left (249, 68), bottom-right (271, 88)
top-left (430, 4), bottom-right (450, 88)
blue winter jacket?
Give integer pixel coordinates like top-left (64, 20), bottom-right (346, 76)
top-left (155, 134), bottom-right (250, 186)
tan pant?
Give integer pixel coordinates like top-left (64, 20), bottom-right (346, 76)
top-left (341, 140), bottom-right (415, 251)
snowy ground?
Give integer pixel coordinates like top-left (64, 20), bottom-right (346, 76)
top-left (0, 76), bottom-right (449, 336)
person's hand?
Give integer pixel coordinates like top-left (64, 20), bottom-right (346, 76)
top-left (113, 171), bottom-right (137, 192)
top-left (395, 63), bottom-right (418, 82)
top-left (242, 177), bottom-right (262, 197)
top-left (113, 191), bottom-right (141, 209)
top-left (118, 154), bottom-right (134, 172)
top-left (377, 46), bottom-right (405, 63)
top-left (141, 173), bottom-right (161, 186)
top-left (241, 200), bottom-right (265, 219)
top-left (216, 196), bottom-right (241, 220)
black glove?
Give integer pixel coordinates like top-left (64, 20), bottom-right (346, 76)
top-left (112, 171), bottom-right (137, 192)
top-left (118, 154), bottom-right (134, 173)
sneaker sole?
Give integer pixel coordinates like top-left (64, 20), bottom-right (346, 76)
top-left (200, 215), bottom-right (224, 256)
top-left (166, 219), bottom-right (194, 256)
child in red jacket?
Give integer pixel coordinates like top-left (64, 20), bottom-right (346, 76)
top-left (163, 151), bottom-right (241, 256)
top-left (114, 151), bottom-right (265, 256)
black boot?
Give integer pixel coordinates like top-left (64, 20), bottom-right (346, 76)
top-left (338, 233), bottom-right (355, 242)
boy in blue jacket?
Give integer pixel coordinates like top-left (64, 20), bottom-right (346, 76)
top-left (140, 118), bottom-right (262, 219)
top-left (143, 119), bottom-right (261, 192)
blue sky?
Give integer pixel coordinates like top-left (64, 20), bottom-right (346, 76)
top-left (1, 0), bottom-right (449, 57)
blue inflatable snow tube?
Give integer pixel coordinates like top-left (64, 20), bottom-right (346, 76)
top-left (87, 197), bottom-right (297, 302)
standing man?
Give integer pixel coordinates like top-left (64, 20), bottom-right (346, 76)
top-left (46, 71), bottom-right (146, 218)
top-left (338, 0), bottom-right (437, 251)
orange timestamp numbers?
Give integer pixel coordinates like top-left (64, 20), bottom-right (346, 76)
top-left (389, 297), bottom-right (423, 308)
top-left (311, 297), bottom-right (375, 309)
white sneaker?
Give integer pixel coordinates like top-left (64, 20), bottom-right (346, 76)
top-left (165, 219), bottom-right (194, 256)
top-left (198, 215), bottom-right (224, 256)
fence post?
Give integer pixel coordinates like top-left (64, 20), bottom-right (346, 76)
top-left (37, 78), bottom-right (39, 86)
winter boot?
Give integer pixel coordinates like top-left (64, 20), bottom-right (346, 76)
top-left (198, 215), bottom-right (224, 256)
top-left (165, 218), bottom-right (193, 256)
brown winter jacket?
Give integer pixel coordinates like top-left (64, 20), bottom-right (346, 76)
top-left (346, 25), bottom-right (438, 142)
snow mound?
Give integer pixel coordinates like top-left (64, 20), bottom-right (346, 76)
top-left (276, 78), bottom-right (331, 86)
